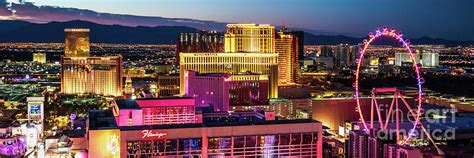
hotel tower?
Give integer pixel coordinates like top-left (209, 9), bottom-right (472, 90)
top-left (180, 24), bottom-right (279, 99)
top-left (61, 28), bottom-right (123, 97)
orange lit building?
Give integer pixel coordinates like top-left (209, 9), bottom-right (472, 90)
top-left (32, 52), bottom-right (46, 63)
top-left (275, 27), bottom-right (300, 85)
top-left (61, 56), bottom-right (123, 96)
top-left (61, 28), bottom-right (123, 97)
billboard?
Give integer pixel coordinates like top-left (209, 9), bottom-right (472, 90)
top-left (27, 97), bottom-right (44, 121)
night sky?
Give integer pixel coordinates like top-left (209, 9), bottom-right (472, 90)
top-left (21, 0), bottom-right (474, 41)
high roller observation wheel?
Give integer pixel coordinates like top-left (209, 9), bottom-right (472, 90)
top-left (354, 27), bottom-right (423, 145)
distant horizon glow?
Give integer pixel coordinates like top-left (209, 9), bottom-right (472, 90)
top-left (5, 0), bottom-right (474, 41)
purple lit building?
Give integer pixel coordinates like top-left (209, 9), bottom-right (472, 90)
top-left (185, 71), bottom-right (271, 112)
top-left (184, 71), bottom-right (230, 112)
top-left (0, 135), bottom-right (27, 156)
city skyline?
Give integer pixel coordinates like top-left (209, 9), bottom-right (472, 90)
top-left (0, 1), bottom-right (472, 157)
top-left (2, 0), bottom-right (473, 41)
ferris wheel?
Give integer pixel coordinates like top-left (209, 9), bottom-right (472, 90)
top-left (353, 27), bottom-right (443, 155)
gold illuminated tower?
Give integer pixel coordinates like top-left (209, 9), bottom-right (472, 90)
top-left (275, 26), bottom-right (299, 85)
top-left (225, 24), bottom-right (275, 53)
top-left (64, 28), bottom-right (90, 57)
top-left (61, 28), bottom-right (123, 97)
top-left (32, 52), bottom-right (46, 63)
top-left (179, 53), bottom-right (278, 98)
top-left (180, 24), bottom-right (280, 99)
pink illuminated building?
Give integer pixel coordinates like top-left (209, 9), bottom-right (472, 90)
top-left (184, 71), bottom-right (230, 112)
top-left (0, 136), bottom-right (26, 156)
top-left (184, 70), bottom-right (270, 112)
top-left (88, 109), bottom-right (323, 158)
top-left (111, 97), bottom-right (198, 126)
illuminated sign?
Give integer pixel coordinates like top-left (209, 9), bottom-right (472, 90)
top-left (29, 104), bottom-right (41, 115)
top-left (27, 97), bottom-right (44, 121)
top-left (141, 130), bottom-right (167, 139)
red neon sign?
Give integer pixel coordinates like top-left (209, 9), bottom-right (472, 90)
top-left (141, 130), bottom-right (167, 139)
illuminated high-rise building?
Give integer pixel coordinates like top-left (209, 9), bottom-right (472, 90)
top-left (333, 45), bottom-right (352, 68)
top-left (32, 52), bottom-right (46, 63)
top-left (395, 52), bottom-right (421, 66)
top-left (61, 56), bottom-right (123, 96)
top-left (180, 24), bottom-right (279, 101)
top-left (177, 31), bottom-right (224, 53)
top-left (179, 52), bottom-right (278, 99)
top-left (177, 31), bottom-right (224, 64)
top-left (224, 24), bottom-right (275, 53)
top-left (64, 28), bottom-right (90, 57)
top-left (276, 26), bottom-right (300, 85)
top-left (61, 28), bottom-right (123, 96)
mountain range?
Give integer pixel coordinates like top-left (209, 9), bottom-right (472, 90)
top-left (0, 20), bottom-right (471, 46)
top-left (0, 2), bottom-right (471, 45)
top-left (0, 20), bottom-right (198, 44)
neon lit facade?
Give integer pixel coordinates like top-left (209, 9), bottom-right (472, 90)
top-left (179, 52), bottom-right (278, 98)
top-left (61, 56), bottom-right (123, 96)
top-left (112, 97), bottom-right (197, 126)
top-left (224, 24), bottom-right (275, 53)
top-left (184, 71), bottom-right (230, 111)
top-left (123, 129), bottom-right (321, 158)
top-left (89, 129), bottom-right (121, 158)
top-left (185, 71), bottom-right (271, 111)
top-left (88, 109), bottom-right (323, 158)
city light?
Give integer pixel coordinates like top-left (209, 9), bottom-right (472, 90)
top-left (0, 1), bottom-right (470, 157)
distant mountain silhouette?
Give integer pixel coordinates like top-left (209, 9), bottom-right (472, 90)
top-left (1, 2), bottom-right (472, 44)
top-left (0, 2), bottom-right (226, 31)
top-left (304, 32), bottom-right (473, 46)
top-left (0, 20), bottom-right (198, 44)
top-left (0, 20), bottom-right (471, 46)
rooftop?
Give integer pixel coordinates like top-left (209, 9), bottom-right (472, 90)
top-left (114, 99), bottom-right (141, 110)
top-left (88, 110), bottom-right (118, 130)
top-left (114, 97), bottom-right (195, 109)
top-left (120, 119), bottom-right (319, 131)
top-left (89, 109), bottom-right (319, 131)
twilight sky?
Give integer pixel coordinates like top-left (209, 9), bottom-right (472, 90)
top-left (29, 0), bottom-right (474, 40)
